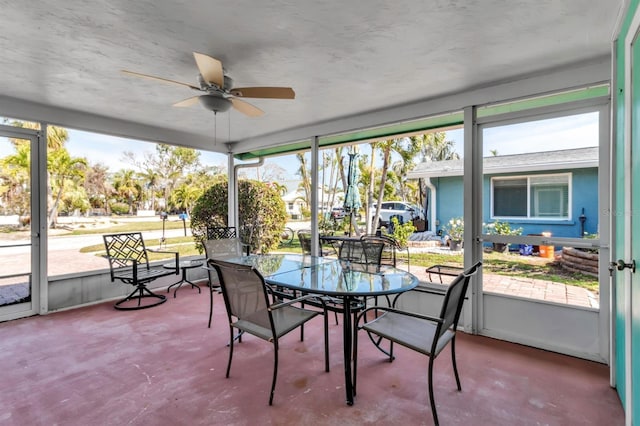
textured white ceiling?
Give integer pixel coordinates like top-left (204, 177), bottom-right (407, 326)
top-left (0, 0), bottom-right (624, 153)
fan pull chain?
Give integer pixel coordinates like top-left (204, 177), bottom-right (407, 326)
top-left (213, 111), bottom-right (217, 145)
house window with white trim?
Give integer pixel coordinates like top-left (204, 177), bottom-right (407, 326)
top-left (491, 173), bottom-right (571, 220)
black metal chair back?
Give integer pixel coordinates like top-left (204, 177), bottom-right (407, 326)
top-left (362, 235), bottom-right (397, 267)
top-left (206, 226), bottom-right (237, 240)
top-left (338, 239), bottom-right (365, 263)
top-left (102, 232), bottom-right (179, 310)
top-left (339, 239), bottom-right (384, 266)
top-left (360, 239), bottom-right (385, 266)
top-left (103, 232), bottom-right (151, 278)
top-left (297, 230), bottom-right (312, 255)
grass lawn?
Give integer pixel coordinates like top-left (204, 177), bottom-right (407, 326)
top-left (69, 220), bottom-right (188, 235)
top-left (409, 250), bottom-right (599, 293)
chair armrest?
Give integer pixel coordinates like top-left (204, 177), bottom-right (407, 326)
top-left (147, 248), bottom-right (179, 255)
top-left (356, 305), bottom-right (444, 326)
top-left (107, 256), bottom-right (141, 281)
top-left (269, 294), bottom-right (326, 311)
top-left (147, 249), bottom-right (180, 274)
top-left (265, 283), bottom-right (295, 301)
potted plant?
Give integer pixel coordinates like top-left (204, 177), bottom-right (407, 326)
top-left (486, 220), bottom-right (523, 253)
top-left (444, 217), bottom-right (464, 251)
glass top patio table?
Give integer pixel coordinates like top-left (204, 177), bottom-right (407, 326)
top-left (219, 253), bottom-right (418, 405)
top-left (221, 253), bottom-right (417, 296)
top-left (220, 253), bottom-right (335, 276)
top-left (266, 258), bottom-right (417, 297)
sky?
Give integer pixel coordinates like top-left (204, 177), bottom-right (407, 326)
top-left (0, 111), bottom-right (598, 180)
top-left (63, 129), bottom-right (229, 171)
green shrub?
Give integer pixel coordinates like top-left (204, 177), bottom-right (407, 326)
top-left (387, 217), bottom-right (415, 248)
top-left (109, 202), bottom-right (130, 215)
top-left (191, 179), bottom-right (288, 254)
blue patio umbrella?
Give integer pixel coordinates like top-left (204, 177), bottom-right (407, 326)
top-left (343, 152), bottom-right (361, 235)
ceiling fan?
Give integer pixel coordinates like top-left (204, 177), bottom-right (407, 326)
top-left (121, 52), bottom-right (295, 117)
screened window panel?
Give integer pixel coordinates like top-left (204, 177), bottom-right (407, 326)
top-left (530, 175), bottom-right (569, 218)
top-left (492, 174), bottom-right (570, 219)
top-left (493, 178), bottom-right (527, 217)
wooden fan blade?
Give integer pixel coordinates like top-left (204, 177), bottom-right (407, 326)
top-left (121, 70), bottom-right (199, 90)
top-left (193, 52), bottom-right (224, 87)
top-left (173, 96), bottom-right (202, 107)
top-left (231, 98), bottom-right (264, 117)
top-left (230, 87), bottom-right (295, 99)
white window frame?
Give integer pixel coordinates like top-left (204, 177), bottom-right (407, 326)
top-left (490, 172), bottom-right (572, 220)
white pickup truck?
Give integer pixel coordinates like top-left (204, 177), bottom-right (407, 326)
top-left (371, 201), bottom-right (423, 226)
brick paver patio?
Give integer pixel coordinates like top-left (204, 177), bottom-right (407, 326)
top-left (405, 265), bottom-right (598, 309)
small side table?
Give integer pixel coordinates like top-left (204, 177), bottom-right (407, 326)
top-left (164, 260), bottom-right (204, 298)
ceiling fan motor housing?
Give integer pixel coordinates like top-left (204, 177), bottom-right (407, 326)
top-left (198, 74), bottom-right (233, 90)
top-left (198, 95), bottom-right (232, 113)
top-left (223, 75), bottom-right (233, 90)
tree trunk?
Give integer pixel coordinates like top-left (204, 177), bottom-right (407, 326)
top-left (372, 148), bottom-right (391, 233)
top-left (366, 146), bottom-right (376, 234)
top-left (48, 182), bottom-right (64, 228)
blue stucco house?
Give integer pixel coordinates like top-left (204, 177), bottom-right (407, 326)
top-left (407, 147), bottom-right (599, 238)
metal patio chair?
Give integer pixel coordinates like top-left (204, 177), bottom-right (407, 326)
top-left (206, 226), bottom-right (238, 240)
top-left (297, 230), bottom-right (334, 256)
top-left (362, 234), bottom-right (397, 266)
top-left (362, 234), bottom-right (410, 272)
top-left (103, 232), bottom-right (179, 310)
top-left (354, 262), bottom-right (482, 426)
top-left (203, 237), bottom-right (249, 328)
top-left (329, 238), bottom-right (386, 324)
top-left (336, 238), bottom-right (385, 268)
top-left (208, 258), bottom-right (329, 405)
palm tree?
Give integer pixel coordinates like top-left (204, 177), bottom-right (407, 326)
top-left (366, 142), bottom-right (378, 234)
top-left (391, 156), bottom-right (417, 202)
top-left (84, 163), bottom-right (113, 214)
top-left (171, 183), bottom-right (200, 214)
top-left (6, 122), bottom-right (72, 226)
top-left (270, 181), bottom-right (287, 196)
top-left (112, 169), bottom-right (140, 214)
top-left (137, 167), bottom-right (161, 211)
top-left (412, 132), bottom-right (460, 223)
top-left (296, 153), bottom-right (311, 211)
top-left (413, 132), bottom-right (459, 162)
top-left (0, 143), bottom-right (31, 216)
top-left (47, 149), bottom-right (88, 227)
top-left (369, 137), bottom-right (420, 232)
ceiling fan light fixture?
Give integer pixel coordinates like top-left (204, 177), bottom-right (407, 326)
top-left (198, 95), bottom-right (232, 113)
top-left (122, 52), bottom-right (293, 117)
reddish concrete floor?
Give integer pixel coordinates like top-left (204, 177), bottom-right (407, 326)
top-left (0, 285), bottom-right (623, 426)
